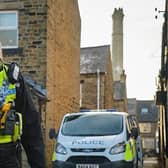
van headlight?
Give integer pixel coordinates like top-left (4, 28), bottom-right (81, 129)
top-left (56, 143), bottom-right (67, 155)
top-left (109, 142), bottom-right (125, 155)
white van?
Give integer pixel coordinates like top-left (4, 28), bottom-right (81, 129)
top-left (50, 110), bottom-right (143, 168)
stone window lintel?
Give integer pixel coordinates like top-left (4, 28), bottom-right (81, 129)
top-left (0, 2), bottom-right (24, 10)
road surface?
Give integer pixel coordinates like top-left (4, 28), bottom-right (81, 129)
top-left (143, 157), bottom-right (160, 168)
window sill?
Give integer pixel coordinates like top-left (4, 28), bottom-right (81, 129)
top-left (3, 48), bottom-right (23, 56)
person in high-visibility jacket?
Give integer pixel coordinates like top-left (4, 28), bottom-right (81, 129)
top-left (0, 46), bottom-right (46, 168)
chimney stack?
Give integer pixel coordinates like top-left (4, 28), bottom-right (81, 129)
top-left (112, 8), bottom-right (124, 81)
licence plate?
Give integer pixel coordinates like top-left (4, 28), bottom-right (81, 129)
top-left (76, 164), bottom-right (99, 168)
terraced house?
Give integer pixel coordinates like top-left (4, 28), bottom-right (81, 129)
top-left (0, 0), bottom-right (81, 167)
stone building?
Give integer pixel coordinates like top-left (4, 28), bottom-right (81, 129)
top-left (128, 99), bottom-right (159, 156)
top-left (0, 0), bottom-right (81, 167)
top-left (137, 100), bottom-right (158, 156)
top-left (80, 45), bottom-right (114, 109)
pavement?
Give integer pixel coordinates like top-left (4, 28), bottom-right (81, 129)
top-left (143, 157), bottom-right (160, 168)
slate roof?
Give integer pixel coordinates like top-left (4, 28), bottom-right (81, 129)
top-left (80, 45), bottom-right (111, 74)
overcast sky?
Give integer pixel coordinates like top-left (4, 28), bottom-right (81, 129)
top-left (78, 0), bottom-right (165, 100)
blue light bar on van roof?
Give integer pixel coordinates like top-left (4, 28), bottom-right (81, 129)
top-left (80, 109), bottom-right (118, 112)
top-left (80, 109), bottom-right (91, 112)
top-left (106, 109), bottom-right (118, 112)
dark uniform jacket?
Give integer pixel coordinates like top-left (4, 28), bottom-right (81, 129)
top-left (15, 75), bottom-right (46, 168)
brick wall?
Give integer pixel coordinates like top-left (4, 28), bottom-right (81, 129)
top-left (46, 0), bottom-right (81, 166)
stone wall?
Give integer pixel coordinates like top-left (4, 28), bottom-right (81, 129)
top-left (104, 51), bottom-right (114, 108)
top-left (80, 73), bottom-right (113, 109)
top-left (80, 71), bottom-right (113, 109)
top-left (1, 0), bottom-right (47, 87)
top-left (46, 0), bottom-right (81, 166)
top-left (80, 74), bottom-right (105, 109)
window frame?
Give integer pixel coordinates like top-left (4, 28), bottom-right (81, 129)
top-left (0, 10), bottom-right (18, 49)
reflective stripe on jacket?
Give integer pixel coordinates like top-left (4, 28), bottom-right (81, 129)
top-left (0, 64), bottom-right (22, 144)
top-left (52, 142), bottom-right (56, 161)
top-left (125, 141), bottom-right (133, 161)
top-left (52, 151), bottom-right (56, 162)
top-left (0, 135), bottom-right (13, 143)
top-left (0, 65), bottom-right (16, 105)
top-left (124, 140), bottom-right (135, 162)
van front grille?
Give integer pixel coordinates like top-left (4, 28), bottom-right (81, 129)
top-left (71, 148), bottom-right (105, 153)
top-left (67, 156), bottom-right (110, 164)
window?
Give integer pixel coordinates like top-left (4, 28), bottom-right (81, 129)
top-left (0, 11), bottom-right (18, 48)
top-left (141, 107), bottom-right (148, 114)
top-left (62, 114), bottom-right (123, 136)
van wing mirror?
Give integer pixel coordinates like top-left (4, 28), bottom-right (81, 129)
top-left (131, 127), bottom-right (138, 139)
top-left (49, 128), bottom-right (57, 139)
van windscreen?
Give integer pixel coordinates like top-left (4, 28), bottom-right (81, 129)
top-left (61, 113), bottom-right (123, 136)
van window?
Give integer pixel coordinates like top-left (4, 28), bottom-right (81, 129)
top-left (61, 114), bottom-right (123, 136)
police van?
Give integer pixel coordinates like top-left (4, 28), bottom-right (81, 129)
top-left (49, 109), bottom-right (143, 168)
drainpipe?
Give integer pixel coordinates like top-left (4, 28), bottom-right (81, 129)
top-left (97, 69), bottom-right (100, 110)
